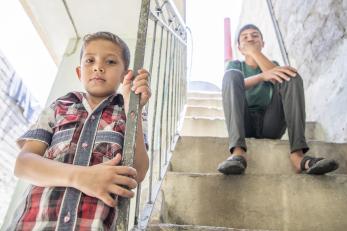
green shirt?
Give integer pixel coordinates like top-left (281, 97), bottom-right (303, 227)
top-left (225, 60), bottom-right (278, 112)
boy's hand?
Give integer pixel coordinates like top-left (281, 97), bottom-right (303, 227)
top-left (74, 153), bottom-right (138, 207)
top-left (123, 69), bottom-right (151, 109)
top-left (240, 41), bottom-right (261, 56)
top-left (261, 66), bottom-right (298, 84)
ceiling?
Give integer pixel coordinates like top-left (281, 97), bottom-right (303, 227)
top-left (20, 0), bottom-right (186, 65)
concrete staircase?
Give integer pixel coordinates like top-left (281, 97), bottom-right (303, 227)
top-left (148, 91), bottom-right (347, 231)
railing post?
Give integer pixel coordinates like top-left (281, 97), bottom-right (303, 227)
top-left (116, 0), bottom-right (150, 230)
top-left (160, 29), bottom-right (170, 177)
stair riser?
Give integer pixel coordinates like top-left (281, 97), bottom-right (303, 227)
top-left (181, 118), bottom-right (228, 137)
top-left (185, 107), bottom-right (224, 117)
top-left (181, 118), bottom-right (323, 141)
top-left (161, 173), bottom-right (347, 231)
top-left (187, 92), bottom-right (222, 99)
top-left (171, 137), bottom-right (347, 174)
top-left (187, 98), bottom-right (223, 108)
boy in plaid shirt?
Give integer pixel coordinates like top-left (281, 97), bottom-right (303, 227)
top-left (9, 31), bottom-right (150, 230)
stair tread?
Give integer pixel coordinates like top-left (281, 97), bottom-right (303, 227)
top-left (160, 172), bottom-right (347, 230)
top-left (148, 223), bottom-right (274, 231)
top-left (171, 137), bottom-right (347, 174)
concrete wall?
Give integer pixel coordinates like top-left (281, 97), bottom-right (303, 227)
top-left (238, 0), bottom-right (347, 143)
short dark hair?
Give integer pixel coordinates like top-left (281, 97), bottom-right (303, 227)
top-left (80, 31), bottom-right (131, 70)
top-left (237, 24), bottom-right (263, 44)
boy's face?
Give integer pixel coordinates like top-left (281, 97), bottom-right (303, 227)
top-left (76, 39), bottom-right (126, 99)
top-left (238, 28), bottom-right (264, 55)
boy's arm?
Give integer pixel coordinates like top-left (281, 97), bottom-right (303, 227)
top-left (122, 69), bottom-right (150, 183)
top-left (15, 140), bottom-right (137, 207)
top-left (240, 42), bottom-right (298, 88)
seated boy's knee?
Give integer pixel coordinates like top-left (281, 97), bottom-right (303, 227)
top-left (290, 73), bottom-right (304, 86)
top-left (223, 70), bottom-right (244, 86)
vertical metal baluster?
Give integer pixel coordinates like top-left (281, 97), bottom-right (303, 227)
top-left (146, 17), bottom-right (158, 212)
top-left (134, 184), bottom-right (141, 227)
top-left (148, 25), bottom-right (164, 202)
top-left (160, 30), bottom-right (170, 176)
top-left (165, 33), bottom-right (174, 164)
top-left (172, 38), bottom-right (177, 141)
top-left (116, 0), bottom-right (150, 230)
top-left (177, 43), bottom-right (183, 125)
top-left (175, 41), bottom-right (181, 136)
top-left (169, 37), bottom-right (177, 151)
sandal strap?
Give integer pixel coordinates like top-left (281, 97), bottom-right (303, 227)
top-left (229, 155), bottom-right (247, 169)
top-left (300, 155), bottom-right (324, 171)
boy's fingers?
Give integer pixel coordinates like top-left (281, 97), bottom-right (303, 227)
top-left (114, 166), bottom-right (137, 177)
top-left (278, 66), bottom-right (297, 77)
top-left (104, 154), bottom-right (122, 166)
top-left (274, 71), bottom-right (290, 81)
top-left (112, 175), bottom-right (138, 189)
top-left (123, 70), bottom-right (133, 84)
top-left (132, 79), bottom-right (150, 89)
top-left (137, 69), bottom-right (149, 75)
top-left (101, 193), bottom-right (117, 207)
top-left (134, 86), bottom-right (151, 95)
top-left (109, 184), bottom-right (135, 198)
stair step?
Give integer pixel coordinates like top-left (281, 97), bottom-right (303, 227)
top-left (148, 223), bottom-right (274, 231)
top-left (188, 91), bottom-right (222, 99)
top-left (170, 137), bottom-right (347, 174)
top-left (181, 117), bottom-right (227, 137)
top-left (181, 117), bottom-right (321, 141)
top-left (160, 172), bottom-right (347, 231)
top-left (187, 98), bottom-right (223, 108)
top-left (185, 106), bottom-right (224, 117)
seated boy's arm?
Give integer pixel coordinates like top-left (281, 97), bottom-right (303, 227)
top-left (15, 141), bottom-right (138, 207)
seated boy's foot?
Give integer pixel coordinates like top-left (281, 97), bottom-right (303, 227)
top-left (300, 155), bottom-right (339, 175)
top-left (217, 155), bottom-right (247, 175)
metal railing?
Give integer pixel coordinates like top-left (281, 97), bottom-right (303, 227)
top-left (117, 0), bottom-right (187, 230)
top-left (266, 0), bottom-right (290, 66)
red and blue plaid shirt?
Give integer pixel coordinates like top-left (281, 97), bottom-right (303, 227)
top-left (10, 92), bottom-right (147, 230)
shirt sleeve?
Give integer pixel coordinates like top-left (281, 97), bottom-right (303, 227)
top-left (16, 103), bottom-right (55, 149)
top-left (225, 60), bottom-right (242, 72)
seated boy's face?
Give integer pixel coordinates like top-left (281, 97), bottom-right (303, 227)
top-left (78, 39), bottom-right (126, 98)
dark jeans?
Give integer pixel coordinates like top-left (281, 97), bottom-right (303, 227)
top-left (222, 69), bottom-right (309, 154)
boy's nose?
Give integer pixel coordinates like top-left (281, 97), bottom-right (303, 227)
top-left (93, 67), bottom-right (104, 73)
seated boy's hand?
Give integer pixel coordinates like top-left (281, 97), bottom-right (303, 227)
top-left (74, 153), bottom-right (138, 207)
top-left (123, 69), bottom-right (151, 109)
top-left (261, 66), bottom-right (298, 84)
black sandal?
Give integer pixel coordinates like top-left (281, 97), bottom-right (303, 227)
top-left (300, 155), bottom-right (339, 175)
top-left (217, 155), bottom-right (247, 175)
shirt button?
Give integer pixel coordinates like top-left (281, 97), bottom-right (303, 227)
top-left (82, 142), bottom-right (88, 148)
top-left (64, 212), bottom-right (70, 223)
top-left (91, 115), bottom-right (96, 120)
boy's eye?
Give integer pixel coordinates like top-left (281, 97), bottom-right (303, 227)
top-left (106, 59), bottom-right (117, 65)
top-left (85, 58), bottom-right (94, 63)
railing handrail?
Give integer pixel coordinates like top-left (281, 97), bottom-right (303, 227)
top-left (266, 0), bottom-right (290, 66)
top-left (119, 0), bottom-right (188, 230)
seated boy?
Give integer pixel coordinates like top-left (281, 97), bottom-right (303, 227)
top-left (9, 31), bottom-right (150, 230)
top-left (218, 24), bottom-right (338, 175)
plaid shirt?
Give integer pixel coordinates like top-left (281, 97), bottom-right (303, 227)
top-left (10, 92), bottom-right (146, 231)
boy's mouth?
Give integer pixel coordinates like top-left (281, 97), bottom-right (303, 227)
top-left (90, 76), bottom-right (106, 83)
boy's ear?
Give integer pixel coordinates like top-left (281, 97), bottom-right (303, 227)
top-left (76, 66), bottom-right (81, 80)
